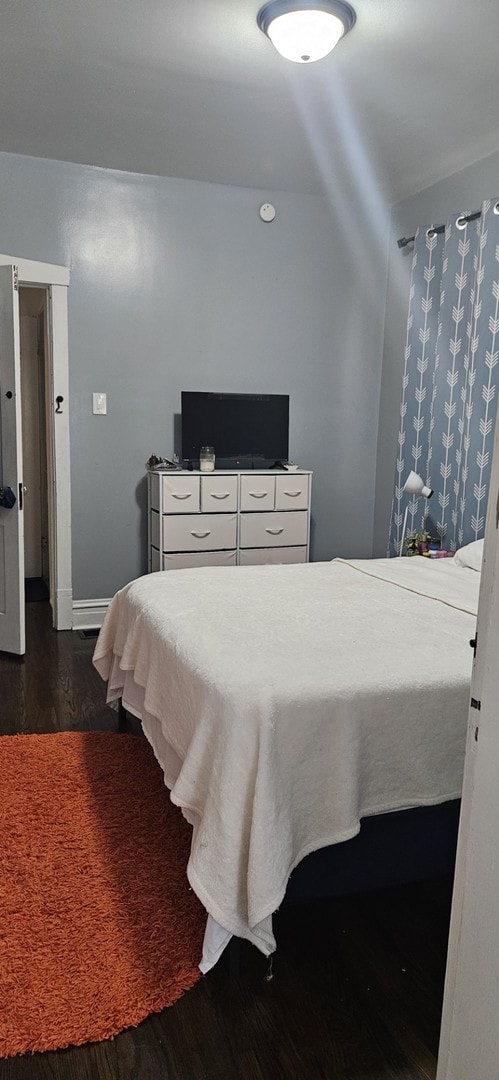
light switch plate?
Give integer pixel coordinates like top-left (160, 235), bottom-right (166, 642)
top-left (93, 392), bottom-right (107, 415)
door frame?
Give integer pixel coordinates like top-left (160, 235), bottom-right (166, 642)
top-left (436, 404), bottom-right (499, 1077)
top-left (0, 253), bottom-right (72, 630)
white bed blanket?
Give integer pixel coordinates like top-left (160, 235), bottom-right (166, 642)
top-left (93, 557), bottom-right (479, 956)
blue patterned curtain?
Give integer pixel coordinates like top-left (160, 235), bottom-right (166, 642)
top-left (388, 198), bottom-right (499, 556)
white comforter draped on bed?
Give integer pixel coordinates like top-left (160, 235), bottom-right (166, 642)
top-left (93, 557), bottom-right (479, 959)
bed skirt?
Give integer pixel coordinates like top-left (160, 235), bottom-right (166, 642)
top-left (284, 799), bottom-right (460, 904)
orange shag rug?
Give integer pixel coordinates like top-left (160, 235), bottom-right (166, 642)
top-left (0, 731), bottom-right (206, 1058)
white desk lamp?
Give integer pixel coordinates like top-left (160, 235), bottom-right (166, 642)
top-left (399, 470), bottom-right (433, 556)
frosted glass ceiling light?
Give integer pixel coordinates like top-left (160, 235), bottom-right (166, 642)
top-left (257, 0), bottom-right (356, 63)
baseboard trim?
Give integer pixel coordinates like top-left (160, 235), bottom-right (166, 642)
top-left (72, 599), bottom-right (111, 631)
top-left (55, 588), bottom-right (73, 631)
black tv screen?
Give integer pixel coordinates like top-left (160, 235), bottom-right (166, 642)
top-left (181, 392), bottom-right (289, 466)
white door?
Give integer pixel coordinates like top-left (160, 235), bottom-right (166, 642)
top-left (436, 409), bottom-right (499, 1078)
top-left (0, 252), bottom-right (72, 633)
top-left (0, 264), bottom-right (25, 655)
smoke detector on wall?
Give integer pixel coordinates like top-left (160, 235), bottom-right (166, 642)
top-left (259, 203), bottom-right (276, 222)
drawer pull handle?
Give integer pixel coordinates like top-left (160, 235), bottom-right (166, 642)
top-left (283, 490), bottom-right (302, 497)
top-left (266, 527), bottom-right (284, 535)
top-left (211, 492), bottom-right (230, 499)
top-left (191, 530), bottom-right (211, 538)
top-left (249, 491), bottom-right (268, 498)
top-left (172, 492), bottom-right (192, 500)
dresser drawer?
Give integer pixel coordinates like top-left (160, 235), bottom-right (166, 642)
top-left (239, 511), bottom-right (308, 549)
top-left (239, 546), bottom-right (308, 565)
top-left (150, 510), bottom-right (160, 550)
top-left (200, 474), bottom-right (238, 513)
top-left (163, 550), bottom-right (237, 570)
top-left (160, 474), bottom-right (200, 513)
top-left (275, 474), bottom-right (309, 511)
top-left (239, 474), bottom-right (275, 511)
top-left (162, 513), bottom-right (237, 552)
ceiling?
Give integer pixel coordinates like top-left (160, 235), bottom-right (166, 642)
top-left (1, 0), bottom-right (499, 205)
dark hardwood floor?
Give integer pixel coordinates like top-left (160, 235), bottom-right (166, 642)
top-left (0, 603), bottom-right (453, 1080)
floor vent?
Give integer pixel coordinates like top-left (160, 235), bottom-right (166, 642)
top-left (79, 628), bottom-right (100, 639)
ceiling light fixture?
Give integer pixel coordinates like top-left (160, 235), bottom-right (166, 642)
top-left (257, 0), bottom-right (356, 64)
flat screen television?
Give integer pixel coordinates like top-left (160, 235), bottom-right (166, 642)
top-left (181, 391), bottom-right (289, 467)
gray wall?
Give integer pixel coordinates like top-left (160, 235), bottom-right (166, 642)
top-left (374, 147), bottom-right (499, 556)
top-left (0, 151), bottom-right (387, 599)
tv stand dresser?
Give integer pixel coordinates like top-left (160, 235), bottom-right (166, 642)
top-left (147, 468), bottom-right (312, 571)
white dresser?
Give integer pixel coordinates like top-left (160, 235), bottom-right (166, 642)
top-left (147, 468), bottom-right (312, 571)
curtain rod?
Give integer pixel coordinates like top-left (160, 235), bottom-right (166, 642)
top-left (397, 208), bottom-right (482, 250)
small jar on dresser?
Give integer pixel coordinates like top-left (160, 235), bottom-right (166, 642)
top-left (147, 468), bottom-right (312, 571)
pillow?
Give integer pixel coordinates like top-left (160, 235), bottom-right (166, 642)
top-left (453, 539), bottom-right (484, 571)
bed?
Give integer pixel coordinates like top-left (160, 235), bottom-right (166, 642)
top-left (93, 544), bottom-right (482, 970)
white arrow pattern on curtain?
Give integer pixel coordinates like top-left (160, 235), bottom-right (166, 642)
top-left (464, 202), bottom-right (499, 541)
top-left (388, 198), bottom-right (499, 556)
top-left (387, 227), bottom-right (443, 555)
top-left (428, 218), bottom-right (475, 547)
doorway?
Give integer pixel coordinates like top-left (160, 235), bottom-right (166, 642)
top-left (0, 253), bottom-right (72, 652)
top-left (20, 287), bottom-right (50, 603)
